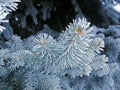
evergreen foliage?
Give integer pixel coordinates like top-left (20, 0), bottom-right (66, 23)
top-left (93, 25), bottom-right (120, 90)
top-left (0, 0), bottom-right (20, 32)
top-left (0, 0), bottom-right (120, 90)
top-left (0, 18), bottom-right (113, 90)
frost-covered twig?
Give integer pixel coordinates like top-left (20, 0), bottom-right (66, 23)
top-left (0, 0), bottom-right (20, 32)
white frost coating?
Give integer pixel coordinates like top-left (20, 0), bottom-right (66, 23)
top-left (0, 0), bottom-right (20, 32)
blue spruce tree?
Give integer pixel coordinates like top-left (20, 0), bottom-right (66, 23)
top-left (0, 15), bottom-right (114, 89)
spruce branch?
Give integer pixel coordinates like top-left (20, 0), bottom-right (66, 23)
top-left (0, 18), bottom-right (111, 90)
top-left (0, 0), bottom-right (20, 32)
top-left (56, 18), bottom-right (109, 78)
top-left (31, 33), bottom-right (59, 74)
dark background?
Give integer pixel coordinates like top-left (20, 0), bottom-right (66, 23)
top-left (2, 0), bottom-right (120, 39)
